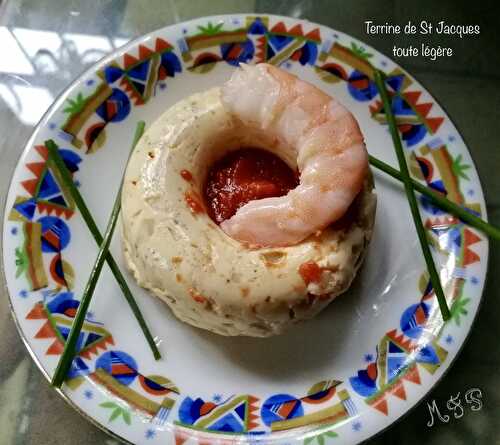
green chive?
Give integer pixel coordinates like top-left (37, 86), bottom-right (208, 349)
top-left (374, 70), bottom-right (451, 321)
top-left (368, 155), bottom-right (500, 241)
top-left (48, 122), bottom-right (161, 387)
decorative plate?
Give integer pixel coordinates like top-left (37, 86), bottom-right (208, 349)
top-left (2, 14), bottom-right (489, 445)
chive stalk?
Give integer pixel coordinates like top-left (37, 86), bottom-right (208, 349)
top-left (48, 122), bottom-right (161, 387)
top-left (374, 71), bottom-right (451, 321)
top-left (368, 155), bottom-right (499, 241)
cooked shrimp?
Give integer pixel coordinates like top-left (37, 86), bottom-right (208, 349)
top-left (220, 63), bottom-right (368, 247)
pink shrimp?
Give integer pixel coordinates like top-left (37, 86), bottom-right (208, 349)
top-left (220, 63), bottom-right (368, 247)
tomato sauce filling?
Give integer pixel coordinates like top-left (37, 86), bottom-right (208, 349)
top-left (204, 148), bottom-right (299, 224)
top-left (299, 261), bottom-right (323, 285)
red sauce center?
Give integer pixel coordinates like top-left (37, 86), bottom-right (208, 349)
top-left (204, 148), bottom-right (299, 224)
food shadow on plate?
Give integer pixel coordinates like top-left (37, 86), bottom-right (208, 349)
top-left (186, 222), bottom-right (391, 380)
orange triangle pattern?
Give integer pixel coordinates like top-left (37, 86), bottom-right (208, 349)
top-left (174, 430), bottom-right (188, 445)
top-left (415, 102), bottom-right (433, 117)
top-left (119, 77), bottom-right (145, 105)
top-left (78, 336), bottom-right (112, 360)
top-left (464, 228), bottom-right (481, 246)
top-left (288, 24), bottom-right (304, 36)
top-left (247, 394), bottom-right (260, 430)
top-left (155, 38), bottom-right (173, 52)
top-left (247, 395), bottom-right (259, 405)
top-left (21, 178), bottom-right (38, 196)
top-left (47, 339), bottom-right (64, 355)
top-left (391, 381), bottom-right (407, 400)
top-left (123, 53), bottom-right (139, 69)
top-left (138, 44), bottom-right (154, 59)
top-left (386, 329), bottom-right (415, 352)
top-left (35, 321), bottom-right (56, 339)
top-left (463, 247), bottom-right (480, 266)
top-left (403, 365), bottom-right (421, 385)
top-left (35, 144), bottom-right (49, 160)
top-left (404, 91), bottom-right (421, 105)
top-left (372, 397), bottom-right (388, 415)
top-left (426, 117), bottom-right (444, 134)
top-left (267, 21), bottom-right (320, 41)
top-left (36, 201), bottom-right (74, 219)
top-left (27, 162), bottom-right (46, 178)
top-left (369, 100), bottom-right (382, 114)
top-left (256, 36), bottom-right (266, 62)
top-left (304, 28), bottom-right (321, 41)
top-left (270, 21), bottom-right (286, 33)
top-left (26, 302), bottom-right (46, 320)
top-left (247, 421), bottom-right (259, 430)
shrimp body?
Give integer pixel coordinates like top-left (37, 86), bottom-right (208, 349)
top-left (220, 63), bottom-right (368, 247)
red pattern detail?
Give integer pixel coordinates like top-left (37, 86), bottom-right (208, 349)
top-left (464, 227), bottom-right (481, 246)
top-left (398, 123), bottom-right (412, 133)
top-left (247, 395), bottom-right (259, 405)
top-left (462, 227), bottom-right (481, 265)
top-left (387, 329), bottom-right (415, 352)
top-left (111, 363), bottom-right (136, 375)
top-left (414, 305), bottom-right (427, 325)
top-left (26, 302), bottom-right (46, 320)
top-left (106, 101), bottom-right (118, 120)
top-left (42, 228), bottom-right (61, 250)
top-left (35, 321), bottom-right (55, 339)
top-left (46, 339), bottom-right (65, 355)
top-left (256, 36), bottom-right (266, 62)
top-left (123, 53), bottom-right (139, 69)
top-left (415, 103), bottom-right (433, 117)
top-left (277, 400), bottom-right (297, 418)
top-left (403, 365), bottom-right (421, 385)
top-left (367, 362), bottom-right (377, 380)
top-left (155, 38), bottom-right (173, 52)
top-left (288, 23), bottom-right (304, 36)
top-left (426, 117), bottom-right (444, 134)
top-left (119, 77), bottom-right (145, 105)
top-left (247, 421), bottom-right (259, 430)
top-left (199, 402), bottom-right (216, 416)
top-left (304, 28), bottom-right (321, 41)
top-left (226, 44), bottom-right (243, 60)
top-left (369, 100), bottom-right (382, 114)
top-left (404, 91), bottom-right (421, 105)
top-left (138, 44), bottom-right (154, 59)
top-left (78, 336), bottom-right (113, 359)
top-left (391, 381), bottom-right (407, 400)
top-left (174, 430), bottom-right (189, 445)
top-left (21, 178), bottom-right (38, 196)
top-left (27, 162), bottom-right (46, 178)
top-left (351, 78), bottom-right (370, 90)
top-left (270, 21), bottom-right (287, 33)
top-left (372, 397), bottom-right (388, 415)
top-left (36, 201), bottom-right (74, 219)
top-left (463, 247), bottom-right (480, 266)
top-left (35, 144), bottom-right (49, 160)
top-left (158, 65), bottom-right (167, 80)
top-left (50, 253), bottom-right (67, 287)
